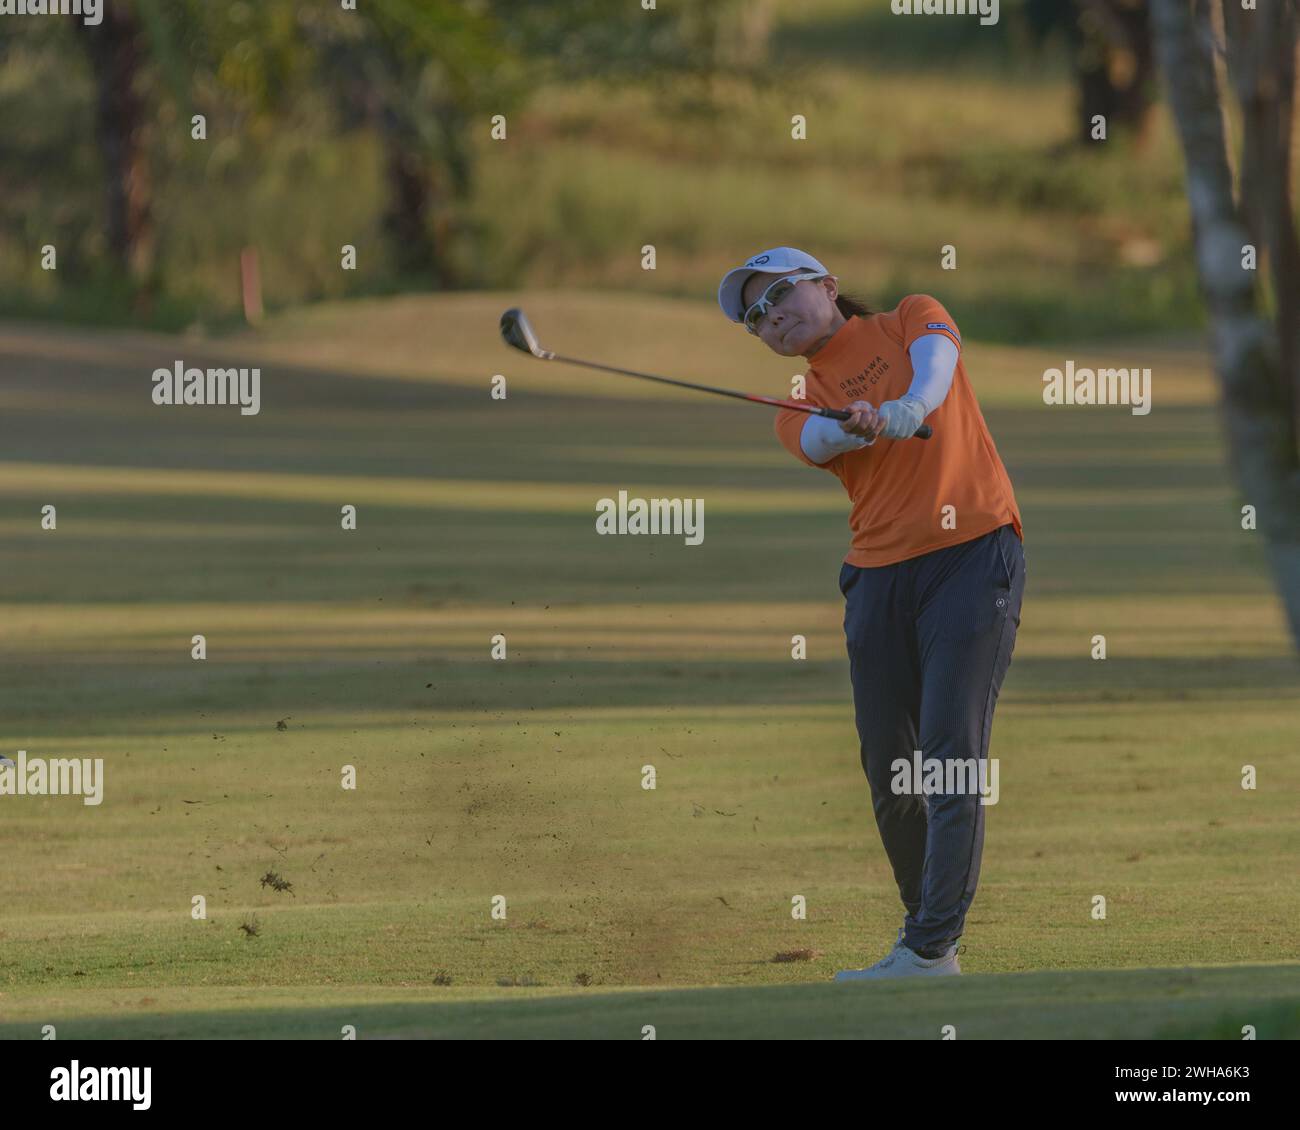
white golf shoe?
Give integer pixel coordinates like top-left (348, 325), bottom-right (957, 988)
top-left (833, 929), bottom-right (961, 981)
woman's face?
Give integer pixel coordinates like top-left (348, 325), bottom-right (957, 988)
top-left (740, 271), bottom-right (845, 359)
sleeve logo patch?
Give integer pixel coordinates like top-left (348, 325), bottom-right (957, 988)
top-left (927, 322), bottom-right (950, 330)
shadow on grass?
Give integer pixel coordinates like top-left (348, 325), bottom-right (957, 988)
top-left (2, 655), bottom-right (1298, 738)
top-left (3, 965), bottom-right (1297, 1040)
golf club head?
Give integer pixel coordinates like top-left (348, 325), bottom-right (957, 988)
top-left (500, 308), bottom-right (553, 359)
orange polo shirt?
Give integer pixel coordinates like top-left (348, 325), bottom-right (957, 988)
top-left (774, 294), bottom-right (1022, 568)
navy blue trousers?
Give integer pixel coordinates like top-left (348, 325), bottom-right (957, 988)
top-left (839, 523), bottom-right (1025, 955)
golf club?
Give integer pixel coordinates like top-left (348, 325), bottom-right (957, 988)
top-left (500, 308), bottom-right (933, 439)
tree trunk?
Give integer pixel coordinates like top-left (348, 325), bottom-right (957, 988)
top-left (1075, 0), bottom-right (1157, 145)
top-left (76, 3), bottom-right (154, 288)
top-left (1220, 0), bottom-right (1300, 439)
top-left (380, 126), bottom-right (439, 281)
top-left (1149, 0), bottom-right (1300, 649)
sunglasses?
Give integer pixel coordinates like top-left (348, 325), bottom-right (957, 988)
top-left (742, 272), bottom-right (829, 335)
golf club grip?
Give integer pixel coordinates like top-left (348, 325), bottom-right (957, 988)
top-left (821, 407), bottom-right (932, 440)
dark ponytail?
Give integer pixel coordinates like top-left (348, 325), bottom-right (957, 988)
top-left (835, 292), bottom-right (874, 319)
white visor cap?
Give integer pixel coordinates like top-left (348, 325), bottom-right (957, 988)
top-left (717, 246), bottom-right (834, 324)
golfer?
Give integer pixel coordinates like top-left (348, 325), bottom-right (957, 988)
top-left (718, 247), bottom-right (1025, 979)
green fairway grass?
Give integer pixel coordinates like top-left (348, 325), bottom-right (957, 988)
top-left (2, 967), bottom-right (1298, 1040)
top-left (1, 294), bottom-right (1297, 1039)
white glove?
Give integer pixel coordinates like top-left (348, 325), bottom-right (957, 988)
top-left (877, 392), bottom-right (929, 440)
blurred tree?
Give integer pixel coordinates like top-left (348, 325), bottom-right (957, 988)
top-left (109, 1), bottom-right (493, 290)
top-left (22, 0), bottom-right (758, 302)
top-left (187, 1), bottom-right (748, 286)
top-left (308, 0), bottom-right (756, 282)
top-left (74, 1), bottom-right (155, 291)
top-left (725, 0), bottom-right (775, 69)
top-left (1026, 0), bottom-right (1156, 144)
top-left (1074, 0), bottom-right (1155, 144)
top-left (1150, 0), bottom-right (1300, 650)
top-left (490, 0), bottom-right (761, 115)
top-left (302, 1), bottom-right (509, 287)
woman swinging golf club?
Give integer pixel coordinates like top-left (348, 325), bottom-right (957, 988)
top-left (718, 247), bottom-right (1025, 980)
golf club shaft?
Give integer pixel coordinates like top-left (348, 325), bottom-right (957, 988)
top-left (546, 351), bottom-right (932, 439)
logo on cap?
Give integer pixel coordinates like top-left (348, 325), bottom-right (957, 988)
top-left (748, 255), bottom-right (770, 266)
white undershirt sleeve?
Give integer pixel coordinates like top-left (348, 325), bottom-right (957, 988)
top-left (800, 414), bottom-right (870, 465)
top-left (801, 335), bottom-right (959, 460)
top-left (904, 334), bottom-right (959, 415)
